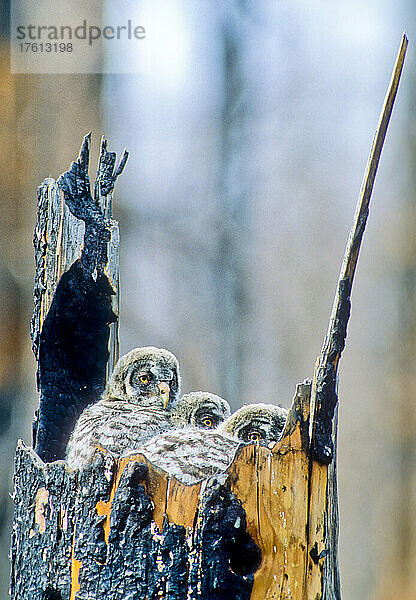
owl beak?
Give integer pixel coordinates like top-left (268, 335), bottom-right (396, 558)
top-left (158, 382), bottom-right (170, 408)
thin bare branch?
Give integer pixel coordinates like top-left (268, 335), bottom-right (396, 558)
top-left (310, 33), bottom-right (408, 464)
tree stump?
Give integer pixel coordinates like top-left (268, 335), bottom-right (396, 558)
top-left (11, 380), bottom-right (338, 600)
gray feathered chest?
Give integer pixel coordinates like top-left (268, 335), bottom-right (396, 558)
top-left (66, 399), bottom-right (172, 470)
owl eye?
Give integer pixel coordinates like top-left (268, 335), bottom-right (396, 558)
top-left (249, 431), bottom-right (261, 442)
top-left (203, 417), bottom-right (213, 428)
top-left (138, 373), bottom-right (150, 384)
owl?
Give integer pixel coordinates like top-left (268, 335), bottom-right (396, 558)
top-left (170, 391), bottom-right (231, 430)
top-left (219, 403), bottom-right (288, 447)
top-left (132, 403), bottom-right (289, 485)
top-left (66, 346), bottom-right (180, 470)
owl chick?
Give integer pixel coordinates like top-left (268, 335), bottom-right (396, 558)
top-left (66, 346), bottom-right (180, 470)
top-left (219, 403), bottom-right (288, 447)
top-left (170, 391), bottom-right (231, 430)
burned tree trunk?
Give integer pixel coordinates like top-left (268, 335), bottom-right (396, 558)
top-left (32, 135), bottom-right (127, 463)
top-left (10, 35), bottom-right (407, 600)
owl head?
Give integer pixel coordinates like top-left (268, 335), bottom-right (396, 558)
top-left (103, 346), bottom-right (180, 409)
top-left (219, 403), bottom-right (288, 446)
top-left (170, 391), bottom-right (231, 430)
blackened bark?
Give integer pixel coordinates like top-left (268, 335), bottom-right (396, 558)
top-left (11, 443), bottom-right (260, 600)
top-left (35, 261), bottom-right (116, 462)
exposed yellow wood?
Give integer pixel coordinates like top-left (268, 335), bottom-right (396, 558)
top-left (229, 430), bottom-right (309, 600)
top-left (34, 487), bottom-right (49, 535)
top-left (70, 527), bottom-right (82, 600)
top-left (305, 461), bottom-right (328, 600)
top-left (226, 383), bottom-right (311, 600)
top-left (95, 451), bottom-right (202, 540)
top-left (96, 494), bottom-right (115, 545)
top-left (165, 476), bottom-right (201, 529)
top-left (142, 456), bottom-right (170, 531)
top-left (227, 443), bottom-right (260, 537)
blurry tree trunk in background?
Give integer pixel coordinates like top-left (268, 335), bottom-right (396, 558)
top-left (395, 48), bottom-right (416, 597)
top-left (395, 247), bottom-right (416, 600)
top-left (0, 1), bottom-right (103, 597)
top-left (215, 2), bottom-right (250, 404)
top-left (0, 28), bottom-right (29, 593)
top-left (374, 67), bottom-right (416, 600)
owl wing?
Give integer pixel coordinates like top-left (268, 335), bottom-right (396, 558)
top-left (137, 429), bottom-right (241, 485)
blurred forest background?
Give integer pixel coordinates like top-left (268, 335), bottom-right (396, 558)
top-left (0, 1), bottom-right (415, 598)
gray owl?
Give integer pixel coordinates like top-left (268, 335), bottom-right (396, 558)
top-left (133, 403), bottom-right (288, 485)
top-left (170, 391), bottom-right (231, 430)
top-left (219, 403), bottom-right (288, 447)
top-left (66, 346), bottom-right (180, 470)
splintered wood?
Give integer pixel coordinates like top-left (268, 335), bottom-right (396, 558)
top-left (31, 179), bottom-right (84, 358)
top-left (11, 380), bottom-right (336, 600)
